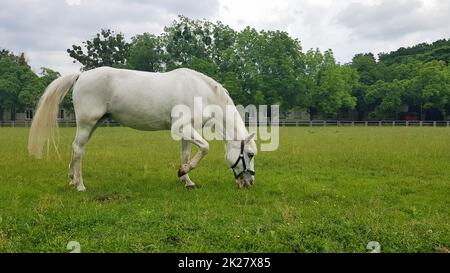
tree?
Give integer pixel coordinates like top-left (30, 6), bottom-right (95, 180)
top-left (253, 30), bottom-right (305, 109)
top-left (61, 18), bottom-right (450, 120)
top-left (303, 49), bottom-right (357, 118)
top-left (350, 53), bottom-right (392, 119)
top-left (162, 16), bottom-right (216, 70)
top-left (39, 67), bottom-right (61, 87)
top-left (352, 41), bottom-right (450, 121)
top-left (226, 28), bottom-right (305, 108)
top-left (365, 79), bottom-right (407, 119)
top-left (0, 49), bottom-right (14, 59)
top-left (67, 29), bottom-right (130, 70)
top-left (379, 39), bottom-right (450, 65)
top-left (408, 61), bottom-right (450, 119)
top-left (128, 33), bottom-right (165, 72)
top-left (0, 52), bottom-right (44, 120)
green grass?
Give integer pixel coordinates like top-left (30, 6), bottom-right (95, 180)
top-left (0, 127), bottom-right (449, 253)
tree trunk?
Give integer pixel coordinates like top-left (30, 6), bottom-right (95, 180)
top-left (11, 105), bottom-right (16, 121)
top-left (420, 104), bottom-right (424, 121)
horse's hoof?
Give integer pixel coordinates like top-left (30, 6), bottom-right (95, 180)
top-left (77, 185), bottom-right (86, 192)
top-left (69, 174), bottom-right (75, 186)
top-left (178, 164), bottom-right (189, 177)
top-left (185, 184), bottom-right (196, 190)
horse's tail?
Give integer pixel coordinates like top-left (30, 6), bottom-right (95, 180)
top-left (28, 73), bottom-right (80, 159)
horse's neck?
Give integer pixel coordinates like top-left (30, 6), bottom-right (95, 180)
top-left (222, 104), bottom-right (248, 141)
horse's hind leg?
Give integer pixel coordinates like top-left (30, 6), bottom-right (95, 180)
top-left (69, 116), bottom-right (105, 191)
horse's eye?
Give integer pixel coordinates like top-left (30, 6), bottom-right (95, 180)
top-left (248, 152), bottom-right (254, 158)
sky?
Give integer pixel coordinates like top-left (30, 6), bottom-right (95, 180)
top-left (1, 0), bottom-right (449, 75)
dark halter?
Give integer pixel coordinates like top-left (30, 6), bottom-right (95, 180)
top-left (230, 140), bottom-right (255, 178)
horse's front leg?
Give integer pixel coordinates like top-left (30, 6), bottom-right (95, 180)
top-left (177, 128), bottom-right (209, 187)
top-left (179, 139), bottom-right (195, 188)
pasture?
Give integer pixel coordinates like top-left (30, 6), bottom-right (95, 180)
top-left (0, 127), bottom-right (449, 253)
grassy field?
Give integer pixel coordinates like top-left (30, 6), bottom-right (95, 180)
top-left (0, 127), bottom-right (449, 253)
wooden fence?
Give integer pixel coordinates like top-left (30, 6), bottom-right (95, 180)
top-left (1, 120), bottom-right (449, 128)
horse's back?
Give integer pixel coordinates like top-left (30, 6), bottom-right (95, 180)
top-left (72, 67), bottom-right (217, 131)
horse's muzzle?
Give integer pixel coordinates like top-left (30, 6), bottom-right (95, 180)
top-left (236, 175), bottom-right (254, 188)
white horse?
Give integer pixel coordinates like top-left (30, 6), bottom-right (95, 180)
top-left (28, 67), bottom-right (256, 191)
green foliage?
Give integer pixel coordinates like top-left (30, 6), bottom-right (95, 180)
top-left (233, 29), bottom-right (305, 108)
top-left (379, 39), bottom-right (450, 65)
top-left (67, 29), bottom-right (130, 71)
top-left (352, 40), bottom-right (450, 120)
top-left (142, 17), bottom-right (309, 112)
top-left (38, 67), bottom-right (74, 112)
top-left (0, 51), bottom-right (64, 119)
top-left (0, 53), bottom-right (43, 114)
top-left (304, 49), bottom-right (357, 117)
top-left (365, 80), bottom-right (407, 119)
top-left (127, 33), bottom-right (165, 72)
top-left (62, 17), bottom-right (450, 120)
top-left (162, 16), bottom-right (216, 70)
top-left (2, 17), bottom-right (449, 121)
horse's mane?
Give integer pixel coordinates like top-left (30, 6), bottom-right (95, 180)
top-left (179, 68), bottom-right (233, 105)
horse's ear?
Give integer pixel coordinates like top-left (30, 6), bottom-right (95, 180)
top-left (245, 133), bottom-right (256, 143)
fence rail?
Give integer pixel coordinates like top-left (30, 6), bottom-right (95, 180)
top-left (275, 120), bottom-right (450, 127)
top-left (1, 120), bottom-right (449, 128)
top-left (0, 120), bottom-right (120, 128)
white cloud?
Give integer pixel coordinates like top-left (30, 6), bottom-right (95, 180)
top-left (337, 0), bottom-right (450, 40)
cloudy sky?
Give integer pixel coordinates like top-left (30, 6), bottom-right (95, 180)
top-left (1, 0), bottom-right (449, 75)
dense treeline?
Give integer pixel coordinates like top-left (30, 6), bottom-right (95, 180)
top-left (0, 50), bottom-right (60, 120)
top-left (354, 39), bottom-right (450, 120)
top-left (1, 16), bottom-right (449, 121)
top-left (66, 17), bottom-right (358, 119)
top-left (378, 39), bottom-right (450, 65)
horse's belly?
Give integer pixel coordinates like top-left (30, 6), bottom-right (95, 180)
top-left (114, 115), bottom-right (171, 131)
top-left (109, 101), bottom-right (172, 131)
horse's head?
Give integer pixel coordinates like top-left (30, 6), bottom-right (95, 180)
top-left (225, 133), bottom-right (257, 188)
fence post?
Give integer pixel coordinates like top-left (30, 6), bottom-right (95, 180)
top-left (447, 121), bottom-right (449, 127)
top-left (365, 121), bottom-right (368, 127)
top-left (433, 121), bottom-right (436, 127)
top-left (351, 121), bottom-right (355, 127)
top-left (378, 121), bottom-right (382, 127)
top-left (420, 121), bottom-right (423, 127)
top-left (323, 120), bottom-right (326, 127)
top-left (392, 121), bottom-right (395, 127)
top-left (406, 121), bottom-right (409, 127)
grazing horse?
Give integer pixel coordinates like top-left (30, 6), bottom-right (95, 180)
top-left (28, 67), bottom-right (256, 191)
